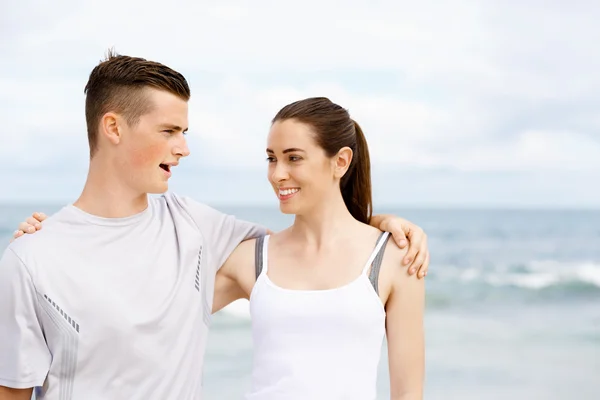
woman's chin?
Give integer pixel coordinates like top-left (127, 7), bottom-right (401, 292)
top-left (279, 203), bottom-right (299, 215)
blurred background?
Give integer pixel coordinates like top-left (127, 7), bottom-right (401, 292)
top-left (1, 1), bottom-right (599, 399)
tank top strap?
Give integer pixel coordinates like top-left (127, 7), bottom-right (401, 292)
top-left (254, 235), bottom-right (270, 280)
top-left (361, 231), bottom-right (391, 276)
top-left (368, 232), bottom-right (392, 295)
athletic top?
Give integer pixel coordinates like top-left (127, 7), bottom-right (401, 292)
top-left (0, 192), bottom-right (266, 400)
top-left (246, 232), bottom-right (391, 400)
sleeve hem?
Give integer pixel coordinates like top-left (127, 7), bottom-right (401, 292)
top-left (0, 375), bottom-right (45, 388)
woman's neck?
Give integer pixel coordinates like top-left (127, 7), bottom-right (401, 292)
top-left (290, 191), bottom-right (359, 249)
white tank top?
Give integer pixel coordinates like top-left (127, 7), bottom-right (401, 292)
top-left (246, 232), bottom-right (391, 400)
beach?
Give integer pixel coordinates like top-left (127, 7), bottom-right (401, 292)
top-left (1, 203), bottom-right (598, 399)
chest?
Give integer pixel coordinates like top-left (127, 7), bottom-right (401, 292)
top-left (266, 248), bottom-right (370, 291)
top-left (33, 224), bottom-right (208, 361)
top-left (251, 276), bottom-right (385, 343)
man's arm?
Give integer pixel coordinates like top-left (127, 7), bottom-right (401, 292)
top-left (0, 248), bottom-right (51, 394)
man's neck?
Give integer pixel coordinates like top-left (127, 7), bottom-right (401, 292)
top-left (73, 159), bottom-right (149, 218)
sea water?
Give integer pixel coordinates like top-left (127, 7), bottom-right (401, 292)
top-left (1, 204), bottom-right (598, 399)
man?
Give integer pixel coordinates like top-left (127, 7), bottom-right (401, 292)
top-left (0, 51), bottom-right (429, 399)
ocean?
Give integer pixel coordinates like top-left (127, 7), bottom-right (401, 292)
top-left (1, 203), bottom-right (599, 399)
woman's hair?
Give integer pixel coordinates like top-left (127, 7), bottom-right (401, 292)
top-left (272, 97), bottom-right (372, 224)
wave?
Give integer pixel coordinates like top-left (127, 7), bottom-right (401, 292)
top-left (456, 260), bottom-right (600, 290)
top-left (218, 261), bottom-right (600, 318)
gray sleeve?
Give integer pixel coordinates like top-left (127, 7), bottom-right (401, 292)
top-left (178, 196), bottom-right (267, 271)
top-left (0, 248), bottom-right (51, 388)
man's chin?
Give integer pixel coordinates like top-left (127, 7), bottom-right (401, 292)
top-left (146, 183), bottom-right (169, 195)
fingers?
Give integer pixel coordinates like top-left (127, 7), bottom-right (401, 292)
top-left (27, 216), bottom-right (43, 230)
top-left (408, 253), bottom-right (424, 275)
top-left (390, 228), bottom-right (409, 249)
top-left (406, 250), bottom-right (428, 279)
top-left (402, 227), bottom-right (423, 269)
top-left (33, 212), bottom-right (47, 222)
top-left (18, 221), bottom-right (34, 234)
top-left (9, 213), bottom-right (46, 243)
top-left (28, 216), bottom-right (43, 230)
top-left (388, 218), bottom-right (430, 279)
top-left (10, 230), bottom-right (24, 243)
top-left (417, 251), bottom-right (429, 279)
top-left (404, 227), bottom-right (429, 277)
top-left (16, 216), bottom-right (42, 235)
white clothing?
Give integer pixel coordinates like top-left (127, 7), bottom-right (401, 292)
top-left (0, 192), bottom-right (265, 399)
top-left (246, 232), bottom-right (390, 400)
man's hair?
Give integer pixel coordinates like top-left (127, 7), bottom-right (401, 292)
top-left (84, 49), bottom-right (191, 157)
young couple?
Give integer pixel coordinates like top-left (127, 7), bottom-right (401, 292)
top-left (1, 51), bottom-right (427, 400)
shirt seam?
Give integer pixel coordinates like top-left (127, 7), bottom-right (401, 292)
top-left (8, 247), bottom-right (44, 313)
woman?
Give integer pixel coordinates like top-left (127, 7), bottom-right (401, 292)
top-left (14, 97), bottom-right (425, 399)
top-left (216, 97), bottom-right (424, 399)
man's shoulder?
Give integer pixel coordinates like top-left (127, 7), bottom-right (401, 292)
top-left (158, 192), bottom-right (217, 211)
top-left (158, 192), bottom-right (226, 227)
top-left (8, 206), bottom-right (73, 252)
top-left (4, 206), bottom-right (79, 278)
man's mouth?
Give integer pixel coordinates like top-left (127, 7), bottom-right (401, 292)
top-left (159, 164), bottom-right (170, 172)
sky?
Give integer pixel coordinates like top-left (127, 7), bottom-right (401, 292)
top-left (1, 0), bottom-right (598, 208)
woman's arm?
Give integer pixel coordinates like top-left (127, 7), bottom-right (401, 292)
top-left (0, 386), bottom-right (34, 400)
top-left (385, 246), bottom-right (426, 400)
top-left (212, 238), bottom-right (257, 314)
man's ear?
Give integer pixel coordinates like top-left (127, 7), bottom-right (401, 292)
top-left (333, 146), bottom-right (353, 179)
top-left (99, 112), bottom-right (123, 146)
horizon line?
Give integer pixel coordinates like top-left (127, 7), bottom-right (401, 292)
top-left (0, 200), bottom-right (598, 211)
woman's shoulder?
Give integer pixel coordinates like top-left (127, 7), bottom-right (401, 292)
top-left (354, 223), bottom-right (407, 263)
top-left (236, 236), bottom-right (261, 251)
top-left (378, 231), bottom-right (412, 284)
top-left (381, 231), bottom-right (408, 262)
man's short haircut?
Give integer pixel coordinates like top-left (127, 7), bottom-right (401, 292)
top-left (84, 49), bottom-right (191, 157)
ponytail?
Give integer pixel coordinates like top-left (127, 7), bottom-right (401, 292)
top-left (341, 120), bottom-right (372, 224)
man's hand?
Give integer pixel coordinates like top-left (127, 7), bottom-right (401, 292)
top-left (10, 212), bottom-right (46, 242)
top-left (370, 214), bottom-right (429, 279)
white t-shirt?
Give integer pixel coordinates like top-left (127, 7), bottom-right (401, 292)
top-left (0, 192), bottom-right (266, 399)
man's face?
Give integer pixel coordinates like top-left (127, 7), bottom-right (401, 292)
top-left (115, 88), bottom-right (190, 195)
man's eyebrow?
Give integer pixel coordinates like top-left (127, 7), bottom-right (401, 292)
top-left (159, 123), bottom-right (188, 133)
top-left (266, 148), bottom-right (305, 154)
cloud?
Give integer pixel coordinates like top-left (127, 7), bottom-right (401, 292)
top-left (1, 0), bottom-right (599, 205)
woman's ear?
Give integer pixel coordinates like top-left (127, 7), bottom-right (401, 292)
top-left (333, 146), bottom-right (353, 179)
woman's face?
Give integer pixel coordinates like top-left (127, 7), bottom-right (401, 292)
top-left (266, 119), bottom-right (338, 215)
